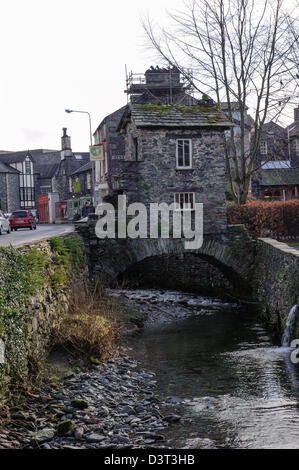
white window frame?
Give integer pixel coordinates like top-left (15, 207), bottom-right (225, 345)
top-left (260, 140), bottom-right (268, 155)
top-left (176, 139), bottom-right (192, 169)
top-left (174, 192), bottom-right (195, 211)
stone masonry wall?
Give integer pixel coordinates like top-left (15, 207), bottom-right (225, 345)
top-left (0, 235), bottom-right (86, 401)
top-left (120, 127), bottom-right (227, 235)
top-left (0, 173), bottom-right (20, 213)
top-left (253, 238), bottom-right (299, 329)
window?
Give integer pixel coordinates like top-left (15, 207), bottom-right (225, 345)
top-left (69, 177), bottom-right (73, 193)
top-left (25, 159), bottom-right (31, 174)
top-left (19, 187), bottom-right (35, 208)
top-left (174, 192), bottom-right (195, 210)
top-left (260, 141), bottom-right (268, 155)
top-left (134, 137), bottom-right (138, 161)
top-left (176, 139), bottom-right (192, 168)
top-left (86, 173), bottom-right (91, 190)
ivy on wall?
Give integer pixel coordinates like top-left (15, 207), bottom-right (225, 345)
top-left (0, 236), bottom-right (84, 403)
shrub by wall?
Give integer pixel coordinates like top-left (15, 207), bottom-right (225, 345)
top-left (227, 200), bottom-right (299, 239)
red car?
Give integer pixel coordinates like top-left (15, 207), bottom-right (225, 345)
top-left (9, 210), bottom-right (37, 231)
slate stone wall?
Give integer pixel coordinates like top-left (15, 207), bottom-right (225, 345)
top-left (0, 173), bottom-right (20, 212)
top-left (253, 238), bottom-right (299, 330)
top-left (120, 127), bottom-right (227, 235)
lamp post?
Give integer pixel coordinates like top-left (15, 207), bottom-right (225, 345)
top-left (65, 109), bottom-right (93, 146)
top-left (65, 108), bottom-right (95, 203)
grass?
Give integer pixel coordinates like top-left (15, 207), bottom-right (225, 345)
top-left (50, 281), bottom-right (145, 364)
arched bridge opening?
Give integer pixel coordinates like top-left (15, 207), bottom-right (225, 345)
top-left (117, 251), bottom-right (252, 300)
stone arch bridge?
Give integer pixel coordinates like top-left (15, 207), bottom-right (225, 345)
top-left (75, 215), bottom-right (299, 324)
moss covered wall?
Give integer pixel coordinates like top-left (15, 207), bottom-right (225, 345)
top-left (0, 235), bottom-right (85, 403)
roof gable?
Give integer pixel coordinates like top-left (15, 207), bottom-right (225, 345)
top-left (0, 161), bottom-right (20, 174)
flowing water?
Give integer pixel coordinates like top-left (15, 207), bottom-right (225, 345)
top-left (282, 305), bottom-right (299, 347)
top-left (116, 289), bottom-right (299, 449)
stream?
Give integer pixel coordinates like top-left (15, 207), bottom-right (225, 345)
top-left (113, 288), bottom-right (299, 449)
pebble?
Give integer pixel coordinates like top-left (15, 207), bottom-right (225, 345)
top-left (0, 353), bottom-right (171, 449)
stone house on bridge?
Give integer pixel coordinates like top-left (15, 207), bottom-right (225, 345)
top-left (93, 67), bottom-right (233, 235)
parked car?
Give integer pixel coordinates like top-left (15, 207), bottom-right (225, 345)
top-left (9, 210), bottom-right (37, 231)
top-left (0, 210), bottom-right (11, 235)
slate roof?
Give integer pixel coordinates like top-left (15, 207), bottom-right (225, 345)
top-left (0, 161), bottom-right (20, 174)
top-left (0, 149), bottom-right (90, 179)
top-left (35, 162), bottom-right (60, 179)
top-left (118, 102), bottom-right (234, 131)
top-left (261, 168), bottom-right (299, 186)
top-left (0, 149), bottom-right (57, 165)
top-left (71, 161), bottom-right (93, 176)
top-left (94, 105), bottom-right (127, 135)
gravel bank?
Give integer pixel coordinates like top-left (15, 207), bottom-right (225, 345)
top-left (0, 353), bottom-right (178, 449)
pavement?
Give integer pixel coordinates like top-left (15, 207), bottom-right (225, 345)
top-left (0, 224), bottom-right (75, 248)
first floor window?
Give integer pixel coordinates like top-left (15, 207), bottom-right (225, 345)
top-left (176, 139), bottom-right (192, 168)
top-left (20, 187), bottom-right (35, 208)
top-left (260, 140), bottom-right (268, 155)
top-left (174, 192), bottom-right (195, 210)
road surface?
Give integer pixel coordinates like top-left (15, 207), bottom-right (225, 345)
top-left (0, 224), bottom-right (75, 248)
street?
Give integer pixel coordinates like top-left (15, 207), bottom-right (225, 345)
top-left (0, 224), bottom-right (75, 248)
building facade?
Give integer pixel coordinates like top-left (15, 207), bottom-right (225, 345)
top-left (0, 129), bottom-right (90, 214)
top-left (91, 67), bottom-right (233, 235)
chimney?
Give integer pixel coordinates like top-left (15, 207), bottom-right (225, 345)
top-left (61, 128), bottom-right (72, 160)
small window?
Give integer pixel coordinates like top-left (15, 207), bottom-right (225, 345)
top-left (25, 159), bottom-right (31, 174)
top-left (69, 177), bottom-right (73, 192)
top-left (260, 141), bottom-right (268, 155)
top-left (134, 137), bottom-right (138, 161)
top-left (86, 173), bottom-right (91, 190)
top-left (174, 192), bottom-right (195, 210)
top-left (176, 139), bottom-right (192, 168)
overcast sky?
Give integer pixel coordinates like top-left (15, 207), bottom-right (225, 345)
top-left (0, 0), bottom-right (183, 152)
top-left (0, 0), bottom-right (296, 153)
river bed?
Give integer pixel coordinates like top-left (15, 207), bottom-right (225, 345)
top-left (114, 288), bottom-right (299, 449)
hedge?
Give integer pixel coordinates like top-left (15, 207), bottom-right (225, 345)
top-left (227, 200), bottom-right (299, 239)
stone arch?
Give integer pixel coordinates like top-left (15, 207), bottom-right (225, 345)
top-left (88, 229), bottom-right (254, 298)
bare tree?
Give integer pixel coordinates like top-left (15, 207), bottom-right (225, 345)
top-left (143, 0), bottom-right (298, 204)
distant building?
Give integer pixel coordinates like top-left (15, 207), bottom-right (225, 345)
top-left (52, 128), bottom-right (90, 201)
top-left (288, 106), bottom-right (299, 169)
top-left (0, 129), bottom-right (90, 214)
top-left (252, 107), bottom-right (299, 199)
top-left (0, 161), bottom-right (20, 212)
top-left (93, 106), bottom-right (126, 200)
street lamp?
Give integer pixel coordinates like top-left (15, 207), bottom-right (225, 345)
top-left (65, 108), bottom-right (95, 201)
top-left (65, 109), bottom-right (93, 146)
